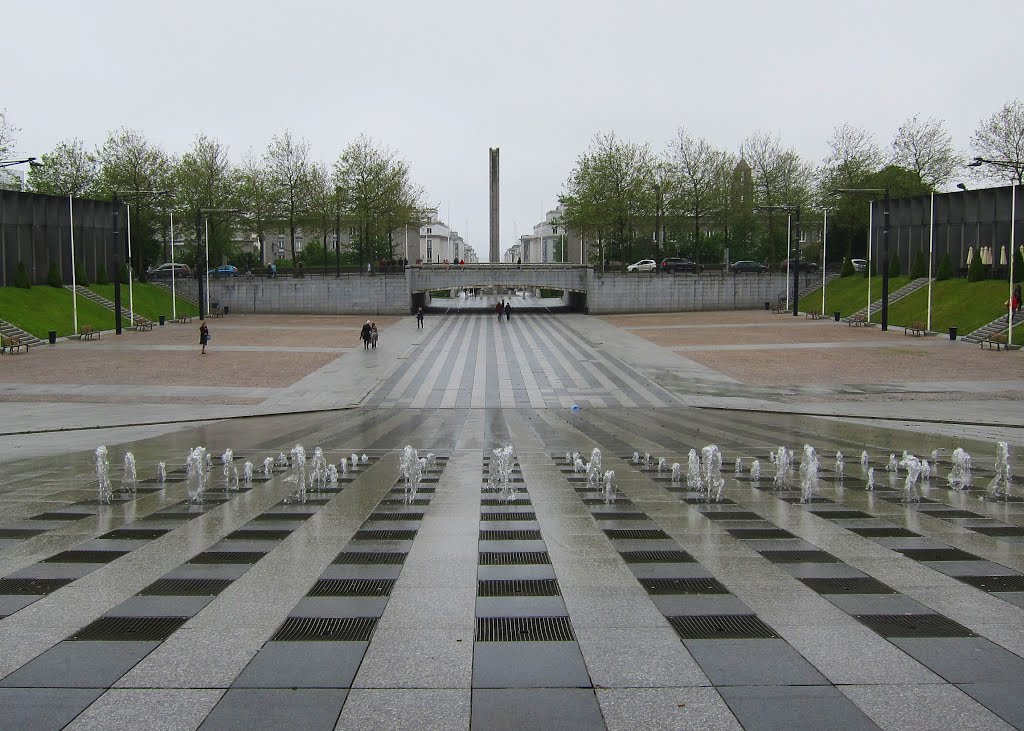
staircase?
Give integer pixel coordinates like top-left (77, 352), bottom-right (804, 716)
top-left (964, 314), bottom-right (1011, 344)
top-left (152, 280), bottom-right (199, 307)
top-left (0, 319), bottom-right (47, 348)
top-left (66, 286), bottom-right (153, 328)
top-left (797, 272), bottom-right (841, 299)
top-left (844, 278), bottom-right (930, 323)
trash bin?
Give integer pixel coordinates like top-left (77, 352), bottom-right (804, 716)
top-left (159, 315), bottom-right (166, 326)
top-left (764, 302), bottom-right (770, 311)
top-left (834, 311), bottom-right (840, 322)
top-left (48, 330), bottom-right (57, 345)
top-left (223, 306), bottom-right (229, 315)
top-left (949, 327), bottom-right (957, 341)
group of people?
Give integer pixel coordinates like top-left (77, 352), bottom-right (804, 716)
top-left (495, 300), bottom-right (511, 321)
top-left (359, 320), bottom-right (379, 349)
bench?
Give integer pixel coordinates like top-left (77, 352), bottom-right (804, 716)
top-left (772, 298), bottom-right (788, 314)
top-left (175, 314), bottom-right (194, 324)
top-left (134, 320), bottom-right (154, 331)
top-left (81, 325), bottom-right (100, 340)
top-left (805, 312), bottom-right (825, 320)
top-left (981, 333), bottom-right (1009, 351)
top-left (209, 306), bottom-right (225, 318)
top-left (904, 321), bottom-right (926, 336)
top-left (848, 314), bottom-right (867, 326)
top-left (1, 335), bottom-right (28, 354)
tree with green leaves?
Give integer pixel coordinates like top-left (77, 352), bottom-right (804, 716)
top-left (967, 250), bottom-right (986, 282)
top-left (28, 139), bottom-right (100, 197)
top-left (741, 131), bottom-right (813, 264)
top-left (891, 115), bottom-right (961, 187)
top-left (665, 128), bottom-right (731, 264)
top-left (172, 133), bottom-right (233, 275)
top-left (971, 99), bottom-right (1024, 185)
top-left (14, 261), bottom-right (30, 288)
top-left (889, 252), bottom-right (901, 277)
top-left (265, 130), bottom-right (311, 263)
top-left (936, 252), bottom-right (953, 280)
top-left (232, 154), bottom-right (277, 264)
top-left (911, 252), bottom-right (928, 278)
top-left (841, 257), bottom-right (855, 277)
top-left (47, 261), bottom-right (63, 287)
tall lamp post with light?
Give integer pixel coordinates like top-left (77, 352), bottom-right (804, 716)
top-left (968, 157), bottom-right (1021, 345)
top-left (833, 188), bottom-right (891, 330)
top-left (757, 204), bottom-right (801, 315)
top-left (197, 208), bottom-right (239, 319)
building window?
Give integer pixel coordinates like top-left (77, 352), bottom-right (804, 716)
top-left (427, 227), bottom-right (432, 234)
top-left (427, 241), bottom-right (432, 260)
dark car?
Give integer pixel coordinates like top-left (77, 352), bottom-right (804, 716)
top-left (730, 260), bottom-right (767, 273)
top-left (660, 257), bottom-right (701, 273)
top-left (781, 258), bottom-right (819, 273)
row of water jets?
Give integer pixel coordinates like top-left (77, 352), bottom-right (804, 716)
top-left (95, 444), bottom-right (370, 505)
top-left (567, 448), bottom-right (618, 503)
top-left (631, 441), bottom-right (1013, 504)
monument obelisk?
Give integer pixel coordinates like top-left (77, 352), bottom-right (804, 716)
top-left (489, 148), bottom-right (499, 262)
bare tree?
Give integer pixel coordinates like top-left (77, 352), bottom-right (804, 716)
top-left (891, 115), bottom-right (960, 187)
top-left (821, 123), bottom-right (883, 188)
top-left (27, 138), bottom-right (100, 197)
top-left (971, 98), bottom-right (1024, 184)
top-left (264, 130), bottom-right (311, 262)
top-left (666, 128), bottom-right (731, 257)
top-left (0, 108), bottom-right (17, 159)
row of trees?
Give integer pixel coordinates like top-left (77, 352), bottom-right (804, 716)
top-left (559, 100), bottom-right (1024, 268)
top-left (1, 110), bottom-right (428, 280)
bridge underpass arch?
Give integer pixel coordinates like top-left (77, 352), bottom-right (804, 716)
top-left (407, 264), bottom-right (589, 314)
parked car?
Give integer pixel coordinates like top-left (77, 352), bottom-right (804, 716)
top-left (626, 259), bottom-right (657, 272)
top-left (208, 265), bottom-right (239, 278)
top-left (780, 258), bottom-right (819, 273)
top-left (660, 257), bottom-right (701, 273)
top-left (729, 260), bottom-right (767, 273)
top-left (146, 262), bottom-right (191, 279)
top-left (851, 258), bottom-right (868, 272)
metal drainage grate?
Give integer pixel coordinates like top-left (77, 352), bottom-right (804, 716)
top-left (760, 550), bottom-right (839, 564)
top-left (380, 498), bottom-right (431, 506)
top-left (621, 550), bottom-right (696, 563)
top-left (481, 498), bottom-right (531, 506)
top-left (809, 510), bottom-right (873, 520)
top-left (475, 616), bottom-right (575, 642)
top-left (0, 578), bottom-right (74, 595)
top-left (188, 551), bottom-right (266, 564)
top-left (896, 548), bottom-right (982, 562)
top-left (683, 497), bottom-right (736, 505)
top-left (30, 512), bottom-right (90, 521)
top-left (916, 510), bottom-right (982, 519)
top-left (970, 526), bottom-right (1024, 537)
top-left (854, 614), bottom-right (976, 638)
top-left (333, 551), bottom-right (407, 565)
top-left (139, 578), bottom-right (234, 596)
top-left (480, 529), bottom-right (542, 541)
top-left (726, 528), bottom-right (795, 540)
top-left (43, 550), bottom-right (128, 564)
top-left (252, 513), bottom-right (316, 522)
top-left (479, 551), bottom-right (551, 565)
top-left (99, 528), bottom-right (171, 540)
top-left (70, 616), bottom-right (188, 642)
top-left (271, 616), bottom-right (377, 642)
top-left (604, 529), bottom-right (671, 540)
top-left (388, 487), bottom-right (436, 494)
top-left (642, 578), bottom-right (729, 595)
top-left (956, 575), bottom-right (1024, 592)
top-left (668, 614), bottom-right (779, 640)
top-left (307, 579), bottom-right (395, 597)
top-left (367, 512), bottom-right (424, 521)
top-left (0, 528), bottom-right (46, 539)
top-left (701, 512), bottom-right (764, 522)
top-left (481, 512), bottom-right (537, 522)
top-left (848, 527), bottom-right (921, 538)
top-left (225, 529), bottom-right (292, 541)
top-left (478, 579), bottom-right (561, 597)
top-left (582, 498), bottom-right (633, 506)
top-left (800, 577), bottom-right (896, 594)
top-left (591, 512), bottom-right (648, 521)
top-left (779, 496), bottom-right (833, 504)
top-left (139, 512), bottom-right (202, 522)
top-left (353, 529), bottom-right (418, 541)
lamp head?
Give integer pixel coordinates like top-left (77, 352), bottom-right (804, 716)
top-left (967, 157), bottom-right (985, 168)
top-left (956, 183), bottom-right (968, 191)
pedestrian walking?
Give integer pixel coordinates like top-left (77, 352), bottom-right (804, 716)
top-left (359, 320), bottom-right (372, 349)
top-left (504, 301), bottom-right (511, 321)
top-left (495, 301), bottom-right (503, 320)
top-left (370, 322), bottom-right (379, 349)
top-left (199, 320), bottom-right (210, 355)
top-left (416, 307), bottom-right (424, 329)
top-left (1013, 284), bottom-right (1022, 314)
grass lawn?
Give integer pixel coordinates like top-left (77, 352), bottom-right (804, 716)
top-left (800, 275), bottom-right (912, 318)
top-left (0, 286), bottom-right (115, 338)
top-left (90, 283), bottom-right (199, 321)
top-left (886, 279), bottom-right (1012, 334)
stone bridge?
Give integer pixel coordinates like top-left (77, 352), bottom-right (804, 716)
top-left (408, 263), bottom-right (587, 293)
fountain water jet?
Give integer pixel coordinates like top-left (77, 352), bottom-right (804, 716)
top-left (948, 448), bottom-right (972, 491)
top-left (95, 446), bottom-right (113, 504)
top-left (686, 449), bottom-right (701, 490)
top-left (156, 461), bottom-right (166, 483)
top-left (186, 446), bottom-right (208, 504)
top-left (799, 445), bottom-right (820, 503)
top-left (750, 460), bottom-right (761, 481)
top-left (700, 445), bottom-right (725, 502)
top-left (988, 442), bottom-right (1012, 500)
top-left (899, 453), bottom-right (922, 502)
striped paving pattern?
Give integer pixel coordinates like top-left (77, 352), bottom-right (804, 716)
top-left (366, 313), bottom-right (677, 409)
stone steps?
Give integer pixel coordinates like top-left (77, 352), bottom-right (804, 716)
top-left (844, 278), bottom-right (929, 323)
top-left (66, 285), bottom-right (152, 327)
top-left (0, 319), bottom-right (46, 347)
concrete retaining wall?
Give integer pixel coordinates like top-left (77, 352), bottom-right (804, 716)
top-left (208, 274), bottom-right (409, 315)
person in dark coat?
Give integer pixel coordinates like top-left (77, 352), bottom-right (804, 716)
top-left (495, 301), bottom-right (503, 319)
top-left (359, 321), bottom-right (372, 349)
top-left (199, 321), bottom-right (210, 354)
top-left (504, 301), bottom-right (511, 321)
top-left (416, 307), bottom-right (424, 329)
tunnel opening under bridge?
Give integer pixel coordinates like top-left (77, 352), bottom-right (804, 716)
top-left (415, 287), bottom-right (586, 314)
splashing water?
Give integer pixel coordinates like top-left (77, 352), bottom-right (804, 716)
top-left (117, 453), bottom-right (135, 494)
top-left (339, 459), bottom-right (348, 475)
top-left (671, 462), bottom-right (682, 483)
top-left (565, 452), bottom-right (572, 466)
top-left (308, 447), bottom-right (328, 491)
top-left (243, 462), bottom-right (254, 484)
top-left (156, 461), bottom-right (166, 483)
top-left (95, 446), bottom-right (113, 504)
top-left (186, 446), bottom-right (208, 504)
top-left (834, 451), bottom-right (844, 482)
top-left (490, 445), bottom-right (517, 501)
top-left (701, 445), bottom-right (725, 501)
top-left (920, 460), bottom-right (931, 481)
top-left (361, 453), bottom-right (368, 463)
top-left (587, 448), bottom-right (604, 489)
top-left (860, 451), bottom-right (870, 473)
top-left (276, 452), bottom-right (289, 468)
top-left (220, 449), bottom-right (234, 490)
top-left (400, 446), bottom-right (419, 488)
top-left (603, 470), bottom-right (617, 503)
top-left (289, 444), bottom-right (308, 503)
top-left (350, 454), bottom-right (359, 470)
top-left (886, 454), bottom-right (899, 472)
top-left (750, 460), bottom-right (761, 481)
top-left (931, 448), bottom-right (941, 464)
top-left (899, 453), bottom-right (922, 502)
top-left (327, 464), bottom-right (338, 484)
top-left (633, 451), bottom-right (640, 464)
top-left (799, 445), bottom-right (820, 503)
top-left (658, 457), bottom-right (667, 474)
top-left (686, 449), bottom-right (701, 490)
top-left (948, 448), bottom-right (972, 490)
top-left (644, 452), bottom-right (652, 468)
top-left (734, 457), bottom-right (742, 475)
top-left (773, 446), bottom-right (793, 489)
top-left (988, 442), bottom-right (1013, 500)
top-left (865, 467), bottom-right (877, 491)
top-left (263, 457), bottom-right (274, 478)
top-left (231, 466), bottom-right (239, 491)
top-left (205, 452), bottom-right (213, 472)
top-left (573, 456), bottom-right (585, 473)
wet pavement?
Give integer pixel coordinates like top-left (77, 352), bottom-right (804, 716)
top-left (1, 311), bottom-right (1023, 729)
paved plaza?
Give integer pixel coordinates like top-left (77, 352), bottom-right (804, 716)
top-left (1, 310), bottom-right (1024, 729)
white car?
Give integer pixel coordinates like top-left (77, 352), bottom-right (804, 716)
top-left (851, 258), bottom-right (868, 272)
top-left (627, 259), bottom-right (657, 272)
top-left (147, 263), bottom-right (191, 279)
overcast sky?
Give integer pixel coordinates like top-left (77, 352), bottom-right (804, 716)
top-left (4, 0), bottom-right (1021, 260)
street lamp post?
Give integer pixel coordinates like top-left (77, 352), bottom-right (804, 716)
top-left (111, 189), bottom-right (169, 334)
top-left (197, 208), bottom-right (239, 319)
top-left (833, 188), bottom-right (891, 330)
top-left (757, 204), bottom-right (801, 315)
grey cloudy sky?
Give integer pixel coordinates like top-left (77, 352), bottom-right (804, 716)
top-left (5, 0), bottom-right (1021, 260)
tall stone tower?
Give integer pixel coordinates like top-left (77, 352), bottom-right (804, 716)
top-left (489, 148), bottom-right (500, 263)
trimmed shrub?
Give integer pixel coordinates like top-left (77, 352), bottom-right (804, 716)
top-left (47, 261), bottom-right (63, 288)
top-left (888, 252), bottom-right (902, 277)
top-left (74, 262), bottom-right (89, 286)
top-left (96, 264), bottom-right (109, 285)
top-left (935, 253), bottom-right (953, 281)
top-left (14, 261), bottom-right (31, 289)
top-left (840, 257), bottom-right (855, 277)
top-left (967, 250), bottom-right (986, 282)
top-left (910, 252), bottom-right (928, 278)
